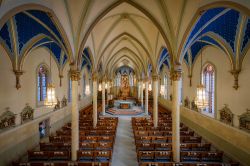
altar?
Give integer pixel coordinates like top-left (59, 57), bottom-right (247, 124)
top-left (114, 100), bottom-right (135, 109)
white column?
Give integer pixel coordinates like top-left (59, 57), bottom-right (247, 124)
top-left (102, 80), bottom-right (106, 116)
top-left (141, 81), bottom-right (144, 107)
top-left (152, 75), bottom-right (159, 127)
top-left (92, 73), bottom-right (98, 128)
top-left (145, 78), bottom-right (149, 115)
top-left (171, 69), bottom-right (182, 162)
top-left (138, 81), bottom-right (141, 100)
top-left (70, 71), bottom-right (80, 161)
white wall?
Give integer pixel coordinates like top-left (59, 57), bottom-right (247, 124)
top-left (182, 46), bottom-right (250, 126)
top-left (0, 45), bottom-right (93, 165)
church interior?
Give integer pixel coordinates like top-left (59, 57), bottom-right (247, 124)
top-left (0, 0), bottom-right (250, 166)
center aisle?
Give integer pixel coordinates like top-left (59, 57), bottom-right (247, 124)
top-left (112, 116), bottom-right (138, 166)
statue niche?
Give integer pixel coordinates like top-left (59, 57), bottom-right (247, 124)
top-left (21, 103), bottom-right (34, 124)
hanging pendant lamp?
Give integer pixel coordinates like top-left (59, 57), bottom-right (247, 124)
top-left (195, 11), bottom-right (209, 109)
top-left (44, 42), bottom-right (57, 107)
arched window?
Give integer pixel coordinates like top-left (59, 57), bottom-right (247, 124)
top-left (202, 64), bottom-right (215, 114)
top-left (83, 74), bottom-right (86, 96)
top-left (37, 65), bottom-right (48, 102)
top-left (68, 76), bottom-right (72, 102)
top-left (164, 75), bottom-right (168, 99)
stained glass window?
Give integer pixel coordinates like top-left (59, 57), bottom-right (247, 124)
top-left (203, 64), bottom-right (215, 114)
top-left (37, 65), bottom-right (48, 102)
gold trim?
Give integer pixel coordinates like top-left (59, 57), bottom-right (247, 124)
top-left (230, 69), bottom-right (241, 90)
top-left (170, 63), bottom-right (182, 81)
top-left (152, 74), bottom-right (159, 81)
top-left (70, 70), bottom-right (80, 81)
top-left (92, 72), bottom-right (98, 81)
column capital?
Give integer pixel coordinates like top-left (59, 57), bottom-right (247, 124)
top-left (170, 63), bottom-right (182, 81)
top-left (152, 74), bottom-right (159, 81)
top-left (92, 72), bottom-right (98, 81)
top-left (170, 70), bottom-right (182, 81)
top-left (144, 77), bottom-right (150, 82)
top-left (70, 70), bottom-right (80, 81)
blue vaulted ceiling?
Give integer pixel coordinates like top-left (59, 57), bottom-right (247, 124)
top-left (158, 47), bottom-right (170, 71)
top-left (0, 10), bottom-right (67, 66)
top-left (81, 48), bottom-right (92, 70)
top-left (241, 18), bottom-right (250, 52)
top-left (183, 7), bottom-right (250, 66)
top-left (0, 23), bottom-right (12, 52)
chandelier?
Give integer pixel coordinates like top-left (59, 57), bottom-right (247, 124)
top-left (148, 82), bottom-right (152, 91)
top-left (194, 11), bottom-right (208, 109)
top-left (85, 84), bottom-right (90, 95)
top-left (44, 42), bottom-right (57, 107)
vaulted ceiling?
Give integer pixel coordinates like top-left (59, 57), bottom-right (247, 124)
top-left (1, 0), bottom-right (250, 79)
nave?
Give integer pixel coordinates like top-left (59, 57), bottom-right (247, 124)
top-left (13, 103), bottom-right (239, 166)
top-left (1, 1), bottom-right (250, 166)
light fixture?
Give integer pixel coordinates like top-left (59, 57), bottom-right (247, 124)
top-left (105, 82), bottom-right (108, 89)
top-left (85, 85), bottom-right (90, 95)
top-left (44, 42), bottom-right (57, 107)
top-left (149, 82), bottom-right (152, 91)
top-left (195, 10), bottom-right (208, 109)
top-left (160, 85), bottom-right (165, 96)
top-left (98, 83), bottom-right (102, 91)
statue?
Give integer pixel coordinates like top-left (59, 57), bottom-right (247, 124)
top-left (61, 96), bottom-right (67, 107)
top-left (21, 103), bottom-right (34, 124)
top-left (191, 100), bottom-right (198, 112)
top-left (219, 104), bottom-right (233, 126)
top-left (238, 109), bottom-right (250, 132)
top-left (0, 107), bottom-right (16, 129)
top-left (184, 97), bottom-right (190, 108)
top-left (54, 98), bottom-right (61, 111)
